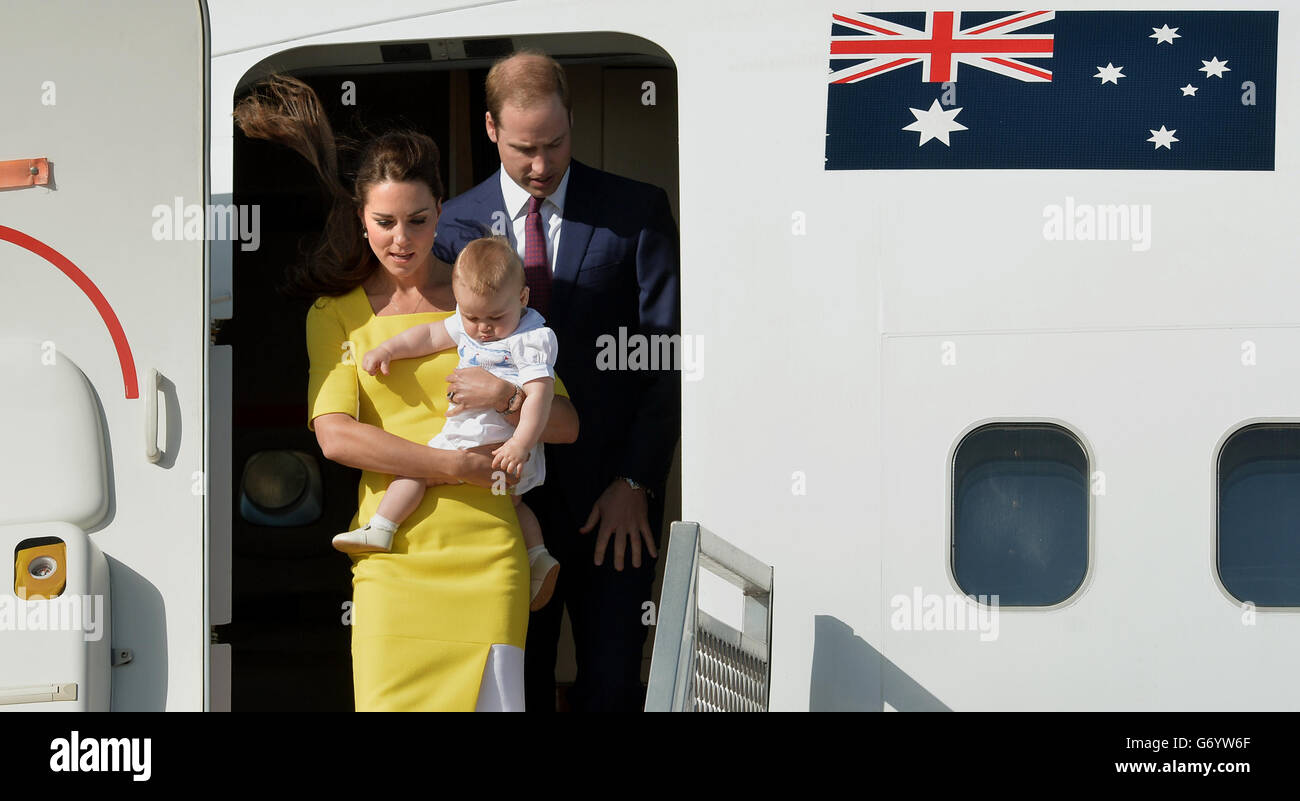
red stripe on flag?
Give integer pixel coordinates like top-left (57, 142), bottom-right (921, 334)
top-left (830, 37), bottom-right (1054, 56)
top-left (928, 11), bottom-right (958, 82)
top-left (832, 57), bottom-right (918, 84)
top-left (967, 10), bottom-right (1052, 36)
top-left (832, 13), bottom-right (903, 35)
top-left (985, 56), bottom-right (1052, 81)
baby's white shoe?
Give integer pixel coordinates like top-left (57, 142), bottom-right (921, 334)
top-left (529, 549), bottom-right (560, 611)
top-left (332, 522), bottom-right (394, 554)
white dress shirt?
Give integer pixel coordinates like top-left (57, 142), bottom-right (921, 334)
top-left (498, 165), bottom-right (570, 272)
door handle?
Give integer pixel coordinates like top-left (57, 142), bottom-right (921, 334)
top-left (145, 367), bottom-right (161, 463)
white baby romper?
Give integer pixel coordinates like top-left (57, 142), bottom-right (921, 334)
top-left (429, 307), bottom-right (557, 494)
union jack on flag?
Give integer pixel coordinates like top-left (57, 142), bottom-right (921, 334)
top-left (829, 9), bottom-right (1055, 84)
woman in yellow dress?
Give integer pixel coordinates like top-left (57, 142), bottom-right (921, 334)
top-left (236, 76), bottom-right (578, 710)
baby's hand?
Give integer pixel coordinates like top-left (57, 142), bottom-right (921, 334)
top-left (491, 439), bottom-right (531, 478)
top-left (361, 346), bottom-right (393, 376)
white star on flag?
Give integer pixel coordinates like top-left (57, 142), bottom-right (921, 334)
top-left (1147, 125), bottom-right (1179, 150)
top-left (902, 99), bottom-right (968, 147)
top-left (1094, 63), bottom-right (1125, 84)
top-left (1180, 84), bottom-right (1198, 96)
top-left (1150, 25), bottom-right (1180, 45)
top-left (1199, 57), bottom-right (1230, 78)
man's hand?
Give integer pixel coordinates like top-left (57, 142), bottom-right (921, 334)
top-left (444, 367), bottom-right (513, 415)
top-left (491, 438), bottom-right (531, 478)
top-left (580, 479), bottom-right (656, 570)
top-left (361, 346), bottom-right (394, 376)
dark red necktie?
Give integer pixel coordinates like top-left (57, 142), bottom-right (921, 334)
top-left (523, 195), bottom-right (551, 318)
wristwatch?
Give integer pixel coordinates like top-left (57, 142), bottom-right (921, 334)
top-left (497, 385), bottom-right (522, 415)
top-left (616, 476), bottom-right (652, 497)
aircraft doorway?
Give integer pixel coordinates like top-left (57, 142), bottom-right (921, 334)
top-left (219, 34), bottom-right (680, 710)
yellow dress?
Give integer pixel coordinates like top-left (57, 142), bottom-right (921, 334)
top-left (306, 285), bottom-right (557, 711)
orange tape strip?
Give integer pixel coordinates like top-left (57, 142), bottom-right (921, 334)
top-left (0, 158), bottom-right (50, 189)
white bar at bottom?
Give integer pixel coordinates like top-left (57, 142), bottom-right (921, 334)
top-left (0, 683), bottom-right (77, 705)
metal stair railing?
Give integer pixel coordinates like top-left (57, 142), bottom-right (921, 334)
top-left (645, 522), bottom-right (773, 712)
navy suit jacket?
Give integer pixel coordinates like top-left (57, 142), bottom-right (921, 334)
top-left (434, 160), bottom-right (681, 520)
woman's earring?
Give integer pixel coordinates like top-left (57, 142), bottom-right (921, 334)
top-left (361, 229), bottom-right (368, 239)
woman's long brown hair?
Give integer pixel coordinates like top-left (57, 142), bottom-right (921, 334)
top-left (232, 74), bottom-right (445, 298)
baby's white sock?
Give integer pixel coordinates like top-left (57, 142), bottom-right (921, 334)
top-left (527, 544), bottom-right (548, 565)
top-left (369, 514), bottom-right (398, 534)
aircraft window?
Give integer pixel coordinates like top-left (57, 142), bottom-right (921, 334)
top-left (1218, 425), bottom-right (1300, 606)
top-left (239, 450), bottom-right (323, 527)
top-left (952, 424), bottom-right (1089, 606)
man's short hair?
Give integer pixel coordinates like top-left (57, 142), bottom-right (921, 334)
top-left (485, 50), bottom-right (572, 123)
top-left (453, 236), bottom-right (526, 297)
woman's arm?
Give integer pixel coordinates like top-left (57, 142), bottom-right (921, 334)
top-left (532, 394), bottom-right (578, 444)
top-left (444, 367), bottom-right (579, 443)
top-left (313, 413), bottom-right (504, 488)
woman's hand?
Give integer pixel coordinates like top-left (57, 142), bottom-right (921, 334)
top-left (442, 367), bottom-right (578, 442)
top-left (314, 413), bottom-right (511, 489)
top-left (426, 450), bottom-right (520, 489)
top-left (461, 444), bottom-right (520, 489)
top-left (444, 367), bottom-right (512, 414)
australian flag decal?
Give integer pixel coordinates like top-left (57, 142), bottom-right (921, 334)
top-left (824, 10), bottom-right (1278, 170)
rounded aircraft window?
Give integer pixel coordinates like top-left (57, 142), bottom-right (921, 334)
top-left (1218, 424), bottom-right (1300, 607)
top-left (239, 450), bottom-right (323, 527)
top-left (952, 424), bottom-right (1089, 606)
top-left (243, 451), bottom-right (308, 511)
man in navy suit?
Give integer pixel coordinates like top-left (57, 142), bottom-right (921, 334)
top-left (434, 51), bottom-right (680, 711)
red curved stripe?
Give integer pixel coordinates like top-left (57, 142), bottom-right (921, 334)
top-left (0, 224), bottom-right (139, 399)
